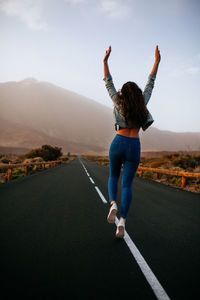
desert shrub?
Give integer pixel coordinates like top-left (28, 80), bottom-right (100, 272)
top-left (82, 155), bottom-right (109, 166)
top-left (0, 158), bottom-right (11, 164)
top-left (163, 152), bottom-right (180, 160)
top-left (169, 176), bottom-right (182, 187)
top-left (23, 157), bottom-right (43, 164)
top-left (150, 161), bottom-right (163, 168)
top-left (61, 156), bottom-right (69, 162)
top-left (33, 164), bottom-right (43, 171)
top-left (25, 145), bottom-right (62, 161)
top-left (173, 155), bottom-right (199, 170)
top-left (143, 171), bottom-right (154, 180)
top-left (12, 169), bottom-right (25, 180)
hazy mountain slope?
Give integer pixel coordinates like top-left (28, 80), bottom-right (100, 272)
top-left (0, 118), bottom-right (105, 153)
top-left (0, 78), bottom-right (115, 153)
top-left (0, 78), bottom-right (199, 154)
top-left (140, 127), bottom-right (200, 151)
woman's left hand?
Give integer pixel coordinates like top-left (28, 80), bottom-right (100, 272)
top-left (103, 46), bottom-right (111, 63)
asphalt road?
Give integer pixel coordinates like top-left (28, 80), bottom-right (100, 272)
top-left (0, 157), bottom-right (199, 299)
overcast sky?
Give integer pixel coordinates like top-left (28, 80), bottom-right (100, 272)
top-left (0, 0), bottom-right (200, 132)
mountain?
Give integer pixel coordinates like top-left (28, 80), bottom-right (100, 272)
top-left (140, 127), bottom-right (200, 152)
top-left (0, 78), bottom-right (115, 154)
top-left (0, 78), bottom-right (200, 154)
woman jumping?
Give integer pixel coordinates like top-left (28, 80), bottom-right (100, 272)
top-left (103, 45), bottom-right (161, 238)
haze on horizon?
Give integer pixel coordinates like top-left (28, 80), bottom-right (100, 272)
top-left (0, 0), bottom-right (200, 133)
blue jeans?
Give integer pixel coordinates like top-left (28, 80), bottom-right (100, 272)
top-left (108, 134), bottom-right (141, 219)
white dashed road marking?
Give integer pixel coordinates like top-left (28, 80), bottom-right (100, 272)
top-left (89, 177), bottom-right (95, 184)
top-left (94, 186), bottom-right (107, 204)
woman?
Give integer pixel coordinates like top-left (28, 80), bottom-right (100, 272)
top-left (103, 45), bottom-right (161, 238)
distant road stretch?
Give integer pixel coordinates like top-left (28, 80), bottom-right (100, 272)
top-left (0, 157), bottom-right (200, 299)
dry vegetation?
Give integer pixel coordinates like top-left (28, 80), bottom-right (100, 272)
top-left (0, 153), bottom-right (77, 183)
top-left (81, 155), bottom-right (110, 166)
top-left (82, 152), bottom-right (200, 194)
top-left (1, 151), bottom-right (200, 193)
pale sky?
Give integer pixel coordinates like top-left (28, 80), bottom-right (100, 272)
top-left (0, 0), bottom-right (200, 132)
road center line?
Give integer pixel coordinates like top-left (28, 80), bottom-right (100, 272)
top-left (89, 177), bottom-right (95, 184)
top-left (115, 217), bottom-right (171, 300)
top-left (79, 157), bottom-right (95, 184)
top-left (94, 186), bottom-right (107, 204)
top-left (79, 157), bottom-right (171, 300)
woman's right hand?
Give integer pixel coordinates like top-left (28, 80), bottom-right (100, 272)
top-left (103, 46), bottom-right (111, 63)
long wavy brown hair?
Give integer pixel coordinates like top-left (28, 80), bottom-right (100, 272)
top-left (116, 81), bottom-right (148, 128)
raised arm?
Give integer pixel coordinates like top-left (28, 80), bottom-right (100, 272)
top-left (103, 46), bottom-right (118, 103)
top-left (143, 45), bottom-right (161, 105)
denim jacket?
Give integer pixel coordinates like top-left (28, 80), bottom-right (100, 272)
top-left (103, 74), bottom-right (156, 131)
